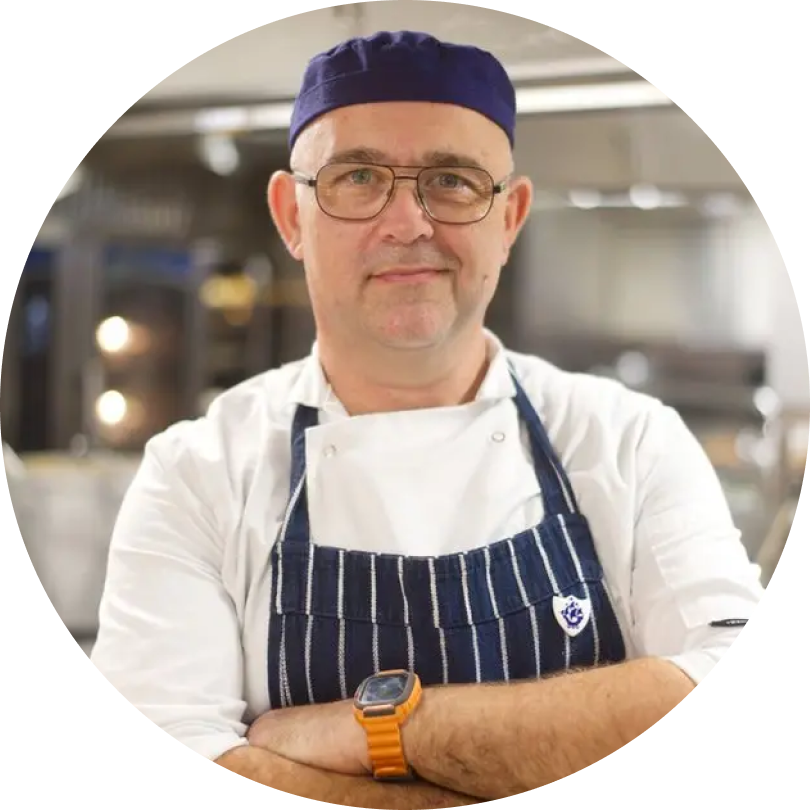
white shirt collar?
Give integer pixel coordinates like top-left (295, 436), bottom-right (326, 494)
top-left (287, 329), bottom-right (519, 415)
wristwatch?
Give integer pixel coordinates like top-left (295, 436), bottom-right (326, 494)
top-left (353, 669), bottom-right (423, 780)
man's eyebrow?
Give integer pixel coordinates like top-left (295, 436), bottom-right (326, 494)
top-left (421, 151), bottom-right (487, 171)
top-left (324, 147), bottom-right (389, 165)
top-left (322, 148), bottom-right (488, 170)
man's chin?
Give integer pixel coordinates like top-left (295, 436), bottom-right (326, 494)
top-left (359, 304), bottom-right (444, 346)
top-left (371, 323), bottom-right (453, 352)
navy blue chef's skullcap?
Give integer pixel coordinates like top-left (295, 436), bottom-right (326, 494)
top-left (288, 30), bottom-right (516, 150)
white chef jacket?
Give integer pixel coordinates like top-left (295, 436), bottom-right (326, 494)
top-left (91, 331), bottom-right (764, 761)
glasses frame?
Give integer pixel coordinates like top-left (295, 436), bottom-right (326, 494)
top-left (292, 162), bottom-right (511, 225)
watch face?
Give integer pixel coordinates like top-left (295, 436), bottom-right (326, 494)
top-left (360, 673), bottom-right (410, 705)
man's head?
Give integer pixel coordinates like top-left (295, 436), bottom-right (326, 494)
top-left (268, 31), bottom-right (532, 354)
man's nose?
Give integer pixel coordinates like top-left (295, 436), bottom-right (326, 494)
top-left (376, 178), bottom-right (435, 243)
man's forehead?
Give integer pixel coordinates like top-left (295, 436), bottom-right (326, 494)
top-left (294, 102), bottom-right (509, 167)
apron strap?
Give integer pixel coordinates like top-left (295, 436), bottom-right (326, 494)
top-left (508, 365), bottom-right (578, 517)
top-left (279, 404), bottom-right (319, 546)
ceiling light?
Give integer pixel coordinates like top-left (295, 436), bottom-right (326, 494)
top-left (753, 386), bottom-right (780, 419)
top-left (563, 190), bottom-right (688, 210)
top-left (615, 352), bottom-right (651, 387)
top-left (701, 193), bottom-right (742, 219)
top-left (568, 189), bottom-right (602, 209)
top-left (96, 316), bottom-right (131, 354)
top-left (629, 184), bottom-right (663, 210)
top-left (95, 391), bottom-right (128, 426)
top-left (505, 56), bottom-right (631, 82)
top-left (198, 133), bottom-right (240, 175)
top-left (248, 103), bottom-right (296, 131)
top-left (516, 81), bottom-right (671, 115)
top-left (193, 107), bottom-right (249, 133)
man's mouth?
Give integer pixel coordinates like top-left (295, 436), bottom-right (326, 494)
top-left (370, 267), bottom-right (448, 283)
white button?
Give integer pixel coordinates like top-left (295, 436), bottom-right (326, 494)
top-left (323, 444), bottom-right (337, 457)
top-left (491, 431), bottom-right (505, 443)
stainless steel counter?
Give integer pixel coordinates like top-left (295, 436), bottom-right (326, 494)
top-left (8, 452), bottom-right (140, 636)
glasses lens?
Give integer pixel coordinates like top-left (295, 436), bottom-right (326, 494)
top-left (418, 167), bottom-right (495, 223)
top-left (316, 163), bottom-right (393, 219)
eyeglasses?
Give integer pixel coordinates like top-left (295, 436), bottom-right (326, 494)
top-left (293, 162), bottom-right (510, 225)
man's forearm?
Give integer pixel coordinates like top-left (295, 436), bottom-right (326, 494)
top-left (404, 657), bottom-right (694, 800)
top-left (215, 745), bottom-right (480, 809)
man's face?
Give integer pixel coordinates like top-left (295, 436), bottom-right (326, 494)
top-left (269, 101), bottom-right (532, 351)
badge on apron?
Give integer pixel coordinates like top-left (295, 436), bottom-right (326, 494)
top-left (553, 594), bottom-right (592, 637)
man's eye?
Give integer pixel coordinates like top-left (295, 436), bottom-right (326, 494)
top-left (436, 173), bottom-right (466, 189)
top-left (349, 169), bottom-right (373, 184)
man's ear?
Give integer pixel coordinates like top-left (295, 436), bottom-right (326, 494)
top-left (268, 171), bottom-right (304, 260)
top-left (501, 175), bottom-right (533, 265)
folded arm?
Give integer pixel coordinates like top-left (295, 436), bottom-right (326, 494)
top-left (248, 657), bottom-right (692, 799)
top-left (215, 745), bottom-right (480, 808)
top-left (402, 658), bottom-right (692, 798)
top-left (248, 403), bottom-right (763, 799)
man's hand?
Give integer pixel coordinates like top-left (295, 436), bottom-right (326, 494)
top-left (247, 699), bottom-right (371, 775)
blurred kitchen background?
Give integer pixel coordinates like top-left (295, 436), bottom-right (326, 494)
top-left (2, 2), bottom-right (807, 656)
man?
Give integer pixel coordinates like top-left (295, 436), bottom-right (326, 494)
top-left (91, 31), bottom-right (764, 807)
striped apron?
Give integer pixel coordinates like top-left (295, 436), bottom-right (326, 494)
top-left (267, 372), bottom-right (626, 708)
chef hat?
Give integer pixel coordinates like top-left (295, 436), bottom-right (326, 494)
top-left (288, 30), bottom-right (516, 150)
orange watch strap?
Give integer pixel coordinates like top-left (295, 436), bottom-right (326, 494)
top-left (364, 717), bottom-right (410, 778)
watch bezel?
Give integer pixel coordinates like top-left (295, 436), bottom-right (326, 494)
top-left (354, 669), bottom-right (416, 710)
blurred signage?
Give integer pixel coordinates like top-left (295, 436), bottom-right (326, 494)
top-left (103, 245), bottom-right (193, 284)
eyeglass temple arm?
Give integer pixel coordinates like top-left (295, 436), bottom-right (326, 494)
top-left (292, 172), bottom-right (317, 188)
top-left (493, 175), bottom-right (512, 195)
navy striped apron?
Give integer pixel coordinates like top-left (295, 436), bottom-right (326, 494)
top-left (267, 372), bottom-right (626, 708)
